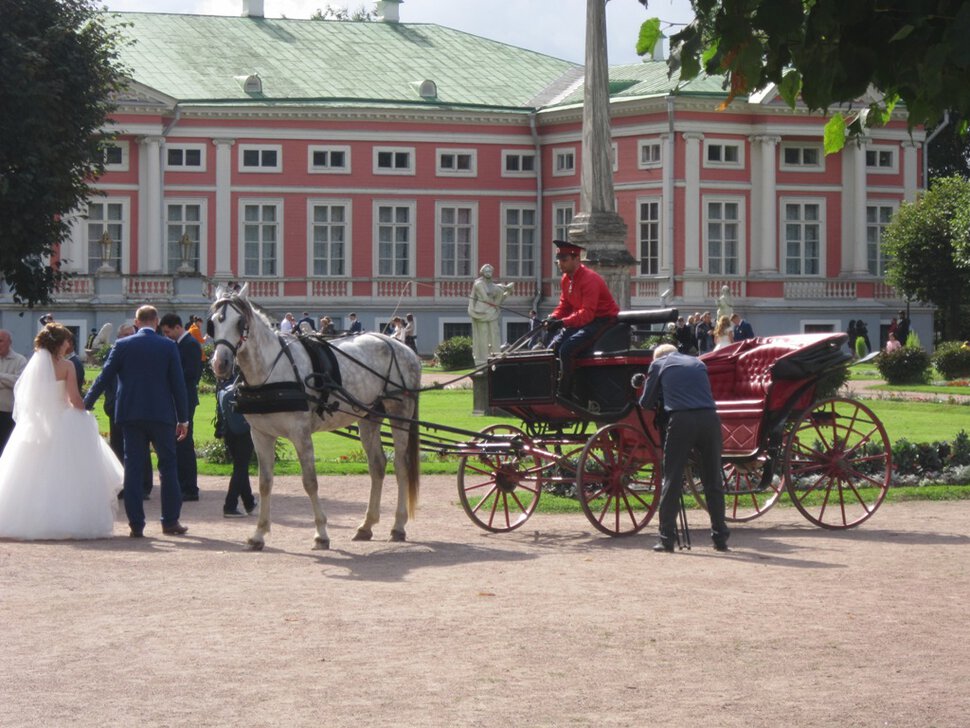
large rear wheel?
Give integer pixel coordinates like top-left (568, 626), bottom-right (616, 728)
top-left (457, 424), bottom-right (544, 532)
top-left (782, 397), bottom-right (891, 528)
top-left (576, 424), bottom-right (661, 536)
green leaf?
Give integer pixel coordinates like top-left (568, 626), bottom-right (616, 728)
top-left (636, 18), bottom-right (663, 57)
top-left (778, 69), bottom-right (801, 108)
top-left (889, 25), bottom-right (915, 43)
top-left (823, 114), bottom-right (846, 155)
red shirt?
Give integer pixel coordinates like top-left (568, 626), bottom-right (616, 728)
top-left (551, 264), bottom-right (620, 328)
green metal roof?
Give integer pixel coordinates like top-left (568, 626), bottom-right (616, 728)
top-left (108, 12), bottom-right (580, 109)
top-left (552, 60), bottom-right (729, 107)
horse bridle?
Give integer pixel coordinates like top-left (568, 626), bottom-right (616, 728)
top-left (208, 297), bottom-right (250, 355)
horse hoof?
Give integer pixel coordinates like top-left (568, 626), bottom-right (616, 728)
top-left (352, 530), bottom-right (373, 541)
top-left (247, 539), bottom-right (264, 551)
top-left (390, 530), bottom-right (407, 542)
top-left (313, 538), bottom-right (330, 550)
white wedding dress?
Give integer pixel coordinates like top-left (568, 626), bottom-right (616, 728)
top-left (0, 349), bottom-right (122, 540)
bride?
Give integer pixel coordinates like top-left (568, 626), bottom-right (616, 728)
top-left (0, 323), bottom-right (122, 539)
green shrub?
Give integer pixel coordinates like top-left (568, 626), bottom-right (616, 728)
top-left (950, 430), bottom-right (970, 466)
top-left (876, 347), bottom-right (932, 384)
top-left (905, 330), bottom-right (921, 349)
top-left (931, 341), bottom-right (970, 380)
top-left (892, 438), bottom-right (919, 475)
top-left (435, 336), bottom-right (474, 370)
top-left (854, 335), bottom-right (868, 359)
top-left (815, 365), bottom-right (850, 399)
top-left (94, 343), bottom-right (112, 365)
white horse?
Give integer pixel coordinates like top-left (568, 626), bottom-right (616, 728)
top-left (207, 284), bottom-right (422, 550)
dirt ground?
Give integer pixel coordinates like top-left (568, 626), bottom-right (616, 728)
top-left (1, 473), bottom-right (968, 728)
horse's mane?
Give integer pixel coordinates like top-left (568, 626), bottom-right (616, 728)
top-left (219, 293), bottom-right (275, 331)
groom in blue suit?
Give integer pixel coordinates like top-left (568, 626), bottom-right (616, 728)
top-left (85, 305), bottom-right (190, 538)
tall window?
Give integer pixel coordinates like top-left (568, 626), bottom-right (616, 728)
top-left (706, 200), bottom-right (740, 275)
top-left (376, 204), bottom-right (413, 276)
top-left (783, 202), bottom-right (822, 275)
top-left (867, 204), bottom-right (894, 276)
top-left (310, 202), bottom-right (348, 276)
top-left (504, 206), bottom-right (536, 278)
top-left (86, 201), bottom-right (124, 273)
top-left (166, 202), bottom-right (202, 273)
top-left (242, 203), bottom-right (279, 276)
top-left (553, 203), bottom-right (574, 244)
top-left (438, 204), bottom-right (475, 277)
top-left (638, 199), bottom-right (660, 275)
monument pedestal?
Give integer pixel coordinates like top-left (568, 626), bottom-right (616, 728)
top-left (471, 370), bottom-right (494, 416)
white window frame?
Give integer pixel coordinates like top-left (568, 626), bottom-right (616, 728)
top-left (781, 198), bottom-right (825, 277)
top-left (164, 143), bottom-right (207, 172)
top-left (704, 196), bottom-right (745, 277)
top-left (501, 150), bottom-right (537, 178)
top-left (84, 197), bottom-right (130, 274)
top-left (238, 144), bottom-right (282, 173)
top-left (238, 198), bottom-right (283, 277)
top-left (638, 140), bottom-right (662, 169)
top-left (799, 319), bottom-right (841, 334)
top-left (435, 201), bottom-right (478, 278)
top-left (636, 196), bottom-right (662, 276)
top-left (611, 142), bottom-right (618, 172)
top-left (373, 146), bottom-right (415, 176)
top-left (780, 143), bottom-right (824, 172)
top-left (551, 201), bottom-right (575, 268)
top-left (703, 140), bottom-right (744, 169)
top-left (436, 148), bottom-right (477, 177)
top-left (866, 145), bottom-right (899, 174)
top-left (866, 201), bottom-right (897, 277)
top-left (307, 198), bottom-right (352, 278)
top-left (373, 200), bottom-right (417, 277)
top-left (308, 145), bottom-right (351, 174)
top-left (103, 141), bottom-right (130, 172)
top-left (164, 197), bottom-right (207, 275)
top-left (500, 203), bottom-right (537, 279)
top-left (552, 147), bottom-right (576, 177)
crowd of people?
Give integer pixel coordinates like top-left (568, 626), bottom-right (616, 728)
top-left (670, 310), bottom-right (756, 356)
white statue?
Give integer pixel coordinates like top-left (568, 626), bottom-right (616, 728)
top-left (85, 322), bottom-right (114, 362)
top-left (467, 263), bottom-right (514, 365)
top-left (716, 285), bottom-right (734, 321)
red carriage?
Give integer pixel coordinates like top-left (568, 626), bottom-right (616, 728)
top-left (455, 310), bottom-right (892, 536)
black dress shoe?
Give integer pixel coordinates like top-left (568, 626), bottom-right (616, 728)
top-left (162, 521), bottom-right (188, 535)
top-left (653, 542), bottom-right (674, 553)
top-left (713, 542), bottom-right (730, 552)
top-left (182, 492), bottom-right (199, 502)
top-left (129, 527), bottom-right (144, 538)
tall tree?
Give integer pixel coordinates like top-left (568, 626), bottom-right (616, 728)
top-left (882, 176), bottom-right (970, 340)
top-left (638, 1), bottom-right (970, 153)
top-left (0, 0), bottom-right (127, 306)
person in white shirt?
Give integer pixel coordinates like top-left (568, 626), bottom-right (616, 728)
top-left (279, 312), bottom-right (296, 334)
top-left (0, 330), bottom-right (28, 454)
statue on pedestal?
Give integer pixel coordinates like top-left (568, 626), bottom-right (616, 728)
top-left (716, 285), bottom-right (734, 321)
top-left (467, 263), bottom-right (513, 365)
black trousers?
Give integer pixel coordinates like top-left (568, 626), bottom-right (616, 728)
top-left (176, 404), bottom-right (198, 496)
top-left (223, 429), bottom-right (255, 512)
top-left (0, 410), bottom-right (13, 455)
top-left (658, 408), bottom-right (729, 546)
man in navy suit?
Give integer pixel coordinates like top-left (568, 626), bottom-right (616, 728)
top-left (160, 313), bottom-right (203, 501)
top-left (347, 312), bottom-right (362, 334)
top-left (84, 305), bottom-right (190, 538)
top-left (731, 313), bottom-right (755, 341)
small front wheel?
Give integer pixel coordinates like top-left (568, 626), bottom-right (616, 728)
top-left (782, 397), bottom-right (891, 528)
top-left (688, 457), bottom-right (784, 522)
top-left (576, 424), bottom-right (661, 536)
top-left (457, 424), bottom-right (544, 532)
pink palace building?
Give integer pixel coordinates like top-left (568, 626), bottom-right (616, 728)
top-left (0, 0), bottom-right (928, 353)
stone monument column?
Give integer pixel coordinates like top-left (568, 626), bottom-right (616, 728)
top-left (567, 0), bottom-right (634, 310)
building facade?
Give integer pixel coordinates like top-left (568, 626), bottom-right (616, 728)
top-left (0, 2), bottom-right (928, 354)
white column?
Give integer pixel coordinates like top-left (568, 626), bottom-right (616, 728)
top-left (213, 139), bottom-right (235, 277)
top-left (751, 135), bottom-right (779, 274)
top-left (661, 132), bottom-right (674, 274)
top-left (840, 141), bottom-right (868, 276)
top-left (138, 136), bottom-right (164, 273)
top-left (902, 140), bottom-right (919, 202)
top-left (852, 141), bottom-right (869, 275)
top-left (682, 132), bottom-right (703, 274)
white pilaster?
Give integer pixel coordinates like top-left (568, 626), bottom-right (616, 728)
top-left (902, 140), bottom-right (919, 202)
top-left (852, 141), bottom-right (869, 275)
top-left (213, 138), bottom-right (235, 277)
top-left (682, 132), bottom-right (703, 274)
top-left (138, 136), bottom-right (164, 273)
top-left (750, 135), bottom-right (780, 274)
top-left (661, 132), bottom-right (674, 274)
top-left (840, 141), bottom-right (868, 276)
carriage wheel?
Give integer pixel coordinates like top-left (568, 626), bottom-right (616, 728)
top-left (576, 424), bottom-right (661, 536)
top-left (688, 457), bottom-right (784, 522)
top-left (457, 424), bottom-right (544, 533)
top-left (782, 397), bottom-right (891, 529)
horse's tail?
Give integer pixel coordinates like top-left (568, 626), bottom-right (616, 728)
top-left (406, 392), bottom-right (420, 519)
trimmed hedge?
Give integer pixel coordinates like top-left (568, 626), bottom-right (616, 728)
top-left (435, 335), bottom-right (474, 370)
top-left (876, 347), bottom-right (932, 385)
top-left (931, 341), bottom-right (970, 380)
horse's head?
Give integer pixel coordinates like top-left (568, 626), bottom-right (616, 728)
top-left (208, 284), bottom-right (251, 379)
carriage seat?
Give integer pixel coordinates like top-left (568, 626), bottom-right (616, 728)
top-left (591, 307), bottom-right (680, 355)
